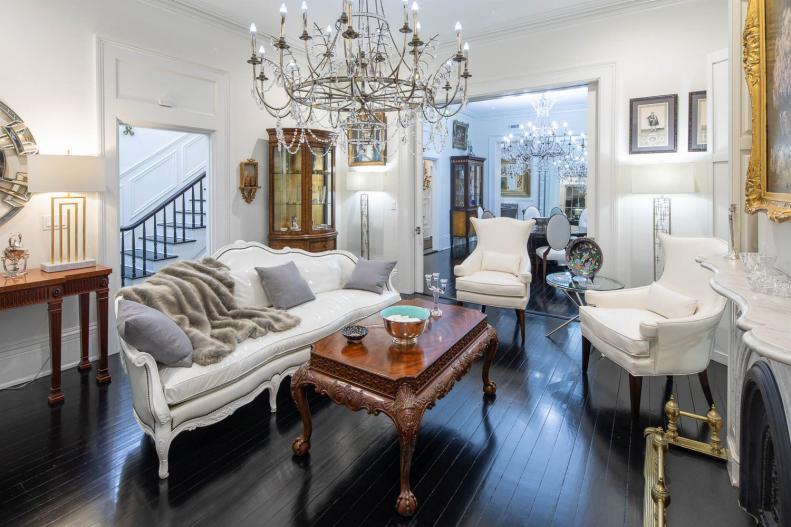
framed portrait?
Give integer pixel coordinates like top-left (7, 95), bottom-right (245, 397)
top-left (500, 161), bottom-right (531, 197)
top-left (348, 112), bottom-right (387, 167)
top-left (629, 94), bottom-right (678, 154)
top-left (452, 120), bottom-right (469, 150)
top-left (688, 91), bottom-right (708, 152)
top-left (743, 0), bottom-right (791, 222)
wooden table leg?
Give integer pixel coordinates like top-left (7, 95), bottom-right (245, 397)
top-left (77, 293), bottom-right (91, 372)
top-left (392, 385), bottom-right (425, 517)
top-left (95, 287), bottom-right (111, 384)
top-left (291, 365), bottom-right (313, 456)
top-left (47, 298), bottom-right (65, 407)
top-left (482, 332), bottom-right (498, 396)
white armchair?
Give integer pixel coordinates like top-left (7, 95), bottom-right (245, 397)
top-left (579, 234), bottom-right (728, 418)
top-left (454, 217), bottom-right (534, 341)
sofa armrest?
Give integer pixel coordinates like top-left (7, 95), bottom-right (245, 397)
top-left (585, 286), bottom-right (649, 309)
top-left (454, 250), bottom-right (482, 278)
top-left (119, 340), bottom-right (172, 428)
top-left (640, 309), bottom-right (726, 375)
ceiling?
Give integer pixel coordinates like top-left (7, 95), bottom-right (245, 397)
top-left (464, 85), bottom-right (588, 119)
top-left (177, 0), bottom-right (646, 42)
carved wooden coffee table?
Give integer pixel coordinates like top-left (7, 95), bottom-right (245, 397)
top-left (290, 298), bottom-right (498, 517)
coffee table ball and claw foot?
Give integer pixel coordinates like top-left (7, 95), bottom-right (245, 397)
top-left (290, 299), bottom-right (498, 517)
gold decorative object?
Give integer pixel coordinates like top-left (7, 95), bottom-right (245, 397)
top-left (239, 158), bottom-right (260, 204)
top-left (643, 395), bottom-right (728, 526)
top-left (743, 0), bottom-right (791, 222)
top-left (1, 233), bottom-right (29, 278)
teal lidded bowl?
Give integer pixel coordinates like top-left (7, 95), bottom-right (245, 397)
top-left (380, 306), bottom-right (431, 346)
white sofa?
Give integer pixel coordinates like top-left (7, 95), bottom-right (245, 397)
top-left (116, 241), bottom-right (400, 478)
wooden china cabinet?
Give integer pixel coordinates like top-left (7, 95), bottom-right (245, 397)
top-left (450, 155), bottom-right (486, 248)
top-left (267, 128), bottom-right (337, 252)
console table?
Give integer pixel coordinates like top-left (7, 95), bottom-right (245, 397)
top-left (0, 266), bottom-right (112, 406)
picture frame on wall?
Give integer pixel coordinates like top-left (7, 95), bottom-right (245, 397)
top-left (452, 120), bottom-right (469, 150)
top-left (348, 112), bottom-right (387, 167)
top-left (500, 161), bottom-right (531, 197)
top-left (688, 90), bottom-right (708, 152)
top-left (743, 0), bottom-right (791, 222)
top-left (629, 94), bottom-right (678, 154)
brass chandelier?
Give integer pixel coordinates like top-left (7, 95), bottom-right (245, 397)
top-left (246, 0), bottom-right (472, 154)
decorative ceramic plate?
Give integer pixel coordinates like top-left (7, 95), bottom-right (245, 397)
top-left (565, 237), bottom-right (603, 280)
top-left (341, 324), bottom-right (368, 343)
top-left (0, 100), bottom-right (37, 227)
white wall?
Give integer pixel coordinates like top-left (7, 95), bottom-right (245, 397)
top-left (0, 0), bottom-right (275, 387)
top-left (445, 0), bottom-right (729, 287)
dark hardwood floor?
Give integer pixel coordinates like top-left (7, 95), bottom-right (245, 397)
top-left (0, 302), bottom-right (753, 526)
top-left (424, 245), bottom-right (577, 319)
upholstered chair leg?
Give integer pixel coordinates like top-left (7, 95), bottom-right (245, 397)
top-left (698, 369), bottom-right (715, 408)
top-left (154, 424), bottom-right (173, 479)
top-left (456, 300), bottom-right (463, 306)
top-left (543, 257), bottom-right (548, 281)
top-left (481, 305), bottom-right (486, 313)
top-left (269, 377), bottom-right (280, 413)
top-left (629, 375), bottom-right (643, 420)
top-left (581, 336), bottom-right (591, 373)
top-left (515, 309), bottom-right (525, 341)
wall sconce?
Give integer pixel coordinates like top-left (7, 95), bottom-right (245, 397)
top-left (239, 158), bottom-right (261, 204)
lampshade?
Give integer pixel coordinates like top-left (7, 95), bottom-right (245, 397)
top-left (630, 164), bottom-right (695, 195)
top-left (27, 155), bottom-right (106, 193)
top-left (346, 172), bottom-right (384, 192)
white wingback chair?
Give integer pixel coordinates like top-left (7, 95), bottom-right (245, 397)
top-left (454, 217), bottom-right (535, 341)
top-left (579, 234), bottom-right (728, 418)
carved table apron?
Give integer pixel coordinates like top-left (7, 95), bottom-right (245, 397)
top-left (290, 302), bottom-right (498, 517)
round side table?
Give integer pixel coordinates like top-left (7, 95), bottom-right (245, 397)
top-left (545, 272), bottom-right (624, 337)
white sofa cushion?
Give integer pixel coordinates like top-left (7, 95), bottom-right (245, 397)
top-left (294, 258), bottom-right (344, 294)
top-left (481, 251), bottom-right (521, 275)
top-left (159, 288), bottom-right (399, 405)
top-left (646, 282), bottom-right (698, 319)
top-left (455, 270), bottom-right (526, 297)
top-left (230, 268), bottom-right (271, 308)
top-left (579, 307), bottom-right (666, 358)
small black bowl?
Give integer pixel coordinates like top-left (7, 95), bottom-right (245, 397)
top-left (341, 325), bottom-right (368, 343)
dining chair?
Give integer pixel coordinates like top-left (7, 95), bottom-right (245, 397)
top-left (523, 206), bottom-right (541, 221)
top-left (536, 213), bottom-right (571, 280)
top-left (549, 206), bottom-right (565, 217)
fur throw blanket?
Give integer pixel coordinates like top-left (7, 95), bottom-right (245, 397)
top-left (118, 258), bottom-right (300, 366)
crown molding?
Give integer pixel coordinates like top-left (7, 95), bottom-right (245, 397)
top-left (440, 0), bottom-right (695, 50)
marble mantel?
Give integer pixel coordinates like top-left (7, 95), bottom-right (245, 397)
top-left (699, 256), bottom-right (791, 486)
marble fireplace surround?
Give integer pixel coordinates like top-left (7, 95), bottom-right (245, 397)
top-left (699, 256), bottom-right (791, 490)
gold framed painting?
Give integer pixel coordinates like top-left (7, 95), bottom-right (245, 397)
top-left (500, 161), bottom-right (531, 197)
top-left (348, 112), bottom-right (387, 167)
top-left (744, 0), bottom-right (791, 222)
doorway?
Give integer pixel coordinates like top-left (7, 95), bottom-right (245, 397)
top-left (420, 84), bottom-right (594, 319)
top-left (117, 125), bottom-right (210, 285)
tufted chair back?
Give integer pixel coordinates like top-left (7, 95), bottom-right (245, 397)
top-left (470, 217), bottom-right (534, 271)
top-left (657, 234), bottom-right (728, 315)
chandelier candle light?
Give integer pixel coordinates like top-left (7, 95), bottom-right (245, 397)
top-left (247, 1), bottom-right (472, 155)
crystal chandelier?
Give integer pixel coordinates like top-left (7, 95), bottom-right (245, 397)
top-left (498, 93), bottom-right (588, 213)
top-left (246, 0), bottom-right (472, 154)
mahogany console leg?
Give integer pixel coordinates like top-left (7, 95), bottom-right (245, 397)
top-left (95, 288), bottom-right (111, 384)
top-left (482, 333), bottom-right (498, 396)
top-left (392, 385), bottom-right (425, 517)
top-left (47, 298), bottom-right (65, 407)
top-left (291, 366), bottom-right (313, 456)
top-left (77, 293), bottom-right (91, 372)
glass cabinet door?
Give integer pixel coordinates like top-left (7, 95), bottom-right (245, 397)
top-left (468, 163), bottom-right (482, 207)
top-left (273, 148), bottom-right (302, 233)
top-left (310, 147), bottom-right (333, 232)
top-left (453, 164), bottom-right (466, 208)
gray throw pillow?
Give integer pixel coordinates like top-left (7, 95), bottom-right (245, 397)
top-left (116, 299), bottom-right (193, 367)
top-left (344, 259), bottom-right (396, 294)
top-left (255, 261), bottom-right (316, 310)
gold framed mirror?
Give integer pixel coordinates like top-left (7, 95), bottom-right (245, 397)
top-left (744, 0), bottom-right (791, 222)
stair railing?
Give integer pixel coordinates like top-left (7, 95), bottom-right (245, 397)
top-left (120, 172), bottom-right (206, 286)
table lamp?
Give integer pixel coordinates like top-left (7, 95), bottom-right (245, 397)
top-left (28, 154), bottom-right (105, 272)
top-left (346, 172), bottom-right (384, 260)
top-left (630, 164), bottom-right (695, 280)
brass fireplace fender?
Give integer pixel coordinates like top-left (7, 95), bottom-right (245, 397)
top-left (643, 396), bottom-right (728, 527)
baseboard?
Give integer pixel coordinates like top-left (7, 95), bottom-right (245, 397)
top-left (0, 323), bottom-right (117, 389)
top-left (711, 347), bottom-right (728, 366)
